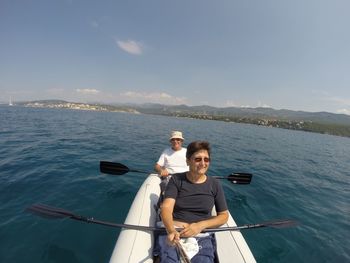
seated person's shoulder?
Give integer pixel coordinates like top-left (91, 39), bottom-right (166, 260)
top-left (170, 172), bottom-right (187, 183)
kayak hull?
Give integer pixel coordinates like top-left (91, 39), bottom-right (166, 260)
top-left (109, 174), bottom-right (256, 263)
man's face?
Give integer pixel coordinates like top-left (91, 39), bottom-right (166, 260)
top-left (170, 138), bottom-right (183, 151)
top-left (186, 149), bottom-right (210, 176)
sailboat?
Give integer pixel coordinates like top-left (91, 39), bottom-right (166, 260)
top-left (9, 97), bottom-right (13, 106)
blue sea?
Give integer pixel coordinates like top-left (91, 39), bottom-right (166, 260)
top-left (0, 106), bottom-right (349, 263)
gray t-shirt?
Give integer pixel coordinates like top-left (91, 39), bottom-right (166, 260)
top-left (164, 172), bottom-right (228, 223)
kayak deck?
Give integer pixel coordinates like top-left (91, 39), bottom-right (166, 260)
top-left (110, 174), bottom-right (160, 263)
top-left (109, 174), bottom-right (256, 263)
top-left (215, 214), bottom-right (256, 262)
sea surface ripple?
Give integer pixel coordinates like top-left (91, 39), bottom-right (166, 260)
top-left (0, 106), bottom-right (349, 262)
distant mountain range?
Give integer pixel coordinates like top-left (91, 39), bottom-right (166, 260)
top-left (13, 100), bottom-right (350, 138)
top-left (133, 103), bottom-right (350, 125)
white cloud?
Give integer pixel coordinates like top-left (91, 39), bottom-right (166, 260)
top-left (116, 40), bottom-right (143, 55)
top-left (314, 93), bottom-right (350, 113)
top-left (225, 100), bottom-right (238, 107)
top-left (76, 89), bottom-right (100, 94)
top-left (257, 101), bottom-right (272, 108)
top-left (329, 96), bottom-right (350, 106)
top-left (336, 109), bottom-right (350, 115)
top-left (121, 91), bottom-right (186, 104)
top-left (225, 100), bottom-right (271, 108)
top-left (90, 20), bottom-right (99, 28)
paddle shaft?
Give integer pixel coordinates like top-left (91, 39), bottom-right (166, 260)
top-left (70, 217), bottom-right (288, 233)
top-left (27, 204), bottom-right (295, 233)
top-left (100, 161), bottom-right (252, 184)
top-left (175, 242), bottom-right (191, 263)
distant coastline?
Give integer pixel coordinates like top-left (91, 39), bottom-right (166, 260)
top-left (16, 100), bottom-right (139, 114)
top-left (11, 100), bottom-right (350, 138)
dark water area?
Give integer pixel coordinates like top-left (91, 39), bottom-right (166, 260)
top-left (0, 106), bottom-right (349, 262)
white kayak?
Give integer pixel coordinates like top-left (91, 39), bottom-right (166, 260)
top-left (109, 174), bottom-right (256, 263)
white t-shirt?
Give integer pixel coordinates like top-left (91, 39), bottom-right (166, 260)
top-left (157, 147), bottom-right (189, 174)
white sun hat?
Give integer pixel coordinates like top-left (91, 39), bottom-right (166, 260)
top-left (169, 131), bottom-right (184, 141)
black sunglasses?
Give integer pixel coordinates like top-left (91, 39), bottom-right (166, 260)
top-left (193, 157), bottom-right (210, 163)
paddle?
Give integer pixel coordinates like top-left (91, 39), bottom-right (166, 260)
top-left (175, 242), bottom-right (191, 263)
top-left (27, 203), bottom-right (297, 233)
top-left (100, 161), bottom-right (252, 185)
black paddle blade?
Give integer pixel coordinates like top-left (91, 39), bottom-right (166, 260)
top-left (262, 219), bottom-right (298, 228)
top-left (227, 173), bottom-right (252, 184)
top-left (100, 161), bottom-right (130, 175)
top-left (26, 203), bottom-right (76, 220)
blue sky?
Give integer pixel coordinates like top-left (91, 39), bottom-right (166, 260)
top-left (1, 0), bottom-right (349, 114)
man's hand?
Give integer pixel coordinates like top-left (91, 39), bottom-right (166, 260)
top-left (179, 222), bottom-right (204, 237)
top-left (159, 168), bottom-right (169, 177)
top-left (167, 231), bottom-right (180, 246)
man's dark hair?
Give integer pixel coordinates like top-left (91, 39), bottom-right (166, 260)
top-left (186, 141), bottom-right (211, 159)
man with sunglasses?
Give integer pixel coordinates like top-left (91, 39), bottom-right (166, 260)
top-left (156, 141), bottom-right (228, 262)
top-left (154, 131), bottom-right (189, 177)
top-left (153, 131), bottom-right (190, 262)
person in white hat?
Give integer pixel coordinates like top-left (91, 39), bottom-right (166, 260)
top-left (153, 131), bottom-right (189, 261)
top-left (154, 131), bottom-right (189, 177)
